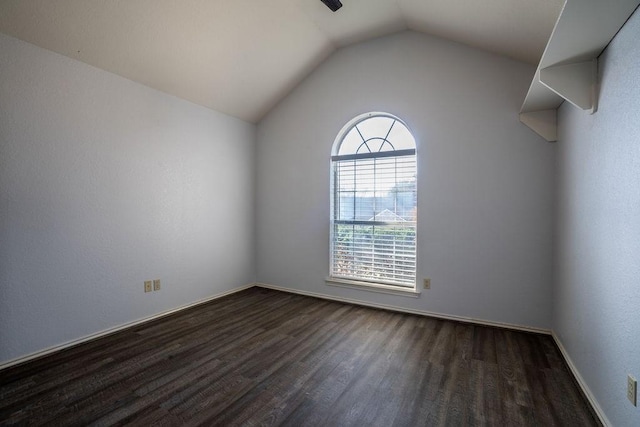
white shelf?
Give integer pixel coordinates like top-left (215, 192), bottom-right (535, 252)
top-left (520, 0), bottom-right (640, 142)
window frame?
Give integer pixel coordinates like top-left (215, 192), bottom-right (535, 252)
top-left (328, 112), bottom-right (418, 295)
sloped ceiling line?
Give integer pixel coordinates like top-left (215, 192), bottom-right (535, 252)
top-left (0, 0), bottom-right (564, 123)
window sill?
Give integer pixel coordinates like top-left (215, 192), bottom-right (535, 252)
top-left (325, 277), bottom-right (421, 298)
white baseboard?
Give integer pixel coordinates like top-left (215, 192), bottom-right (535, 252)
top-left (551, 331), bottom-right (610, 427)
top-left (254, 282), bottom-right (551, 335)
top-left (0, 283), bottom-right (254, 371)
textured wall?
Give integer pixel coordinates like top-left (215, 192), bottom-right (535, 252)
top-left (555, 8), bottom-right (640, 426)
top-left (0, 33), bottom-right (256, 364)
top-left (256, 31), bottom-right (556, 329)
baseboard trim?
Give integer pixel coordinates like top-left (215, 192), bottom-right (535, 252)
top-left (0, 283), bottom-right (255, 371)
top-left (254, 282), bottom-right (551, 335)
top-left (551, 331), bottom-right (610, 427)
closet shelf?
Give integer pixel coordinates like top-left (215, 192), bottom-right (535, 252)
top-left (520, 0), bottom-right (640, 142)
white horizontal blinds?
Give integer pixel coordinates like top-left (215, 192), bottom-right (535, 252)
top-left (331, 116), bottom-right (417, 288)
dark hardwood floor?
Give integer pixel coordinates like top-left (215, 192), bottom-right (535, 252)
top-left (0, 287), bottom-right (599, 426)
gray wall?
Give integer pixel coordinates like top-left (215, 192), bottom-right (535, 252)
top-left (0, 33), bottom-right (256, 364)
top-left (555, 9), bottom-right (640, 426)
top-left (256, 31), bottom-right (556, 329)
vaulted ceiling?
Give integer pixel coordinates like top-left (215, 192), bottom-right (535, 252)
top-left (0, 0), bottom-right (564, 123)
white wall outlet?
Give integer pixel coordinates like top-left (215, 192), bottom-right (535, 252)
top-left (628, 374), bottom-right (637, 406)
top-left (153, 279), bottom-right (161, 291)
top-left (144, 280), bottom-right (152, 293)
top-left (423, 278), bottom-right (431, 289)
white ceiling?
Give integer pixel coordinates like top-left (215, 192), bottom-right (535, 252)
top-left (0, 0), bottom-right (564, 123)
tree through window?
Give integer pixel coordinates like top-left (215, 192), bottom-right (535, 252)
top-left (330, 113), bottom-right (417, 289)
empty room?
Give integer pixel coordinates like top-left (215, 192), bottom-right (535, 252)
top-left (1, 0), bottom-right (639, 425)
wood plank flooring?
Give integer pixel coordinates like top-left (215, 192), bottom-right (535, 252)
top-left (0, 287), bottom-right (599, 426)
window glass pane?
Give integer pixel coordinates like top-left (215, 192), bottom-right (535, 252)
top-left (386, 121), bottom-right (415, 150)
top-left (355, 196), bottom-right (374, 221)
top-left (356, 116), bottom-right (394, 142)
top-left (377, 140), bottom-right (395, 152)
top-left (338, 127), bottom-right (364, 155)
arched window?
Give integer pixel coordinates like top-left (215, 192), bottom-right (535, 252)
top-left (330, 113), bottom-right (417, 290)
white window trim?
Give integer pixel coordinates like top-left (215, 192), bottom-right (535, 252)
top-left (329, 112), bottom-right (418, 293)
top-left (325, 277), bottom-right (421, 298)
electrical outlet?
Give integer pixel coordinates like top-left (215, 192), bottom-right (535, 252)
top-left (423, 278), bottom-right (431, 289)
top-left (153, 279), bottom-right (161, 291)
top-left (144, 280), bottom-right (152, 293)
top-left (628, 375), bottom-right (637, 406)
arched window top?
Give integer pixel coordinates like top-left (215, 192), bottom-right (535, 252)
top-left (335, 113), bottom-right (415, 157)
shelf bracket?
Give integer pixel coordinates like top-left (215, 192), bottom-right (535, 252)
top-left (539, 59), bottom-right (598, 114)
top-left (519, 110), bottom-right (558, 142)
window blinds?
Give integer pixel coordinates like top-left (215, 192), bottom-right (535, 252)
top-left (331, 151), bottom-right (417, 287)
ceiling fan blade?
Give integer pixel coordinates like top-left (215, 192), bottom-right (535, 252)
top-left (321, 0), bottom-right (343, 12)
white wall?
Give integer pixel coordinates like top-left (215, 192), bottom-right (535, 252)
top-left (0, 33), bottom-right (255, 364)
top-left (256, 31), bottom-right (556, 329)
top-left (555, 8), bottom-right (640, 426)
